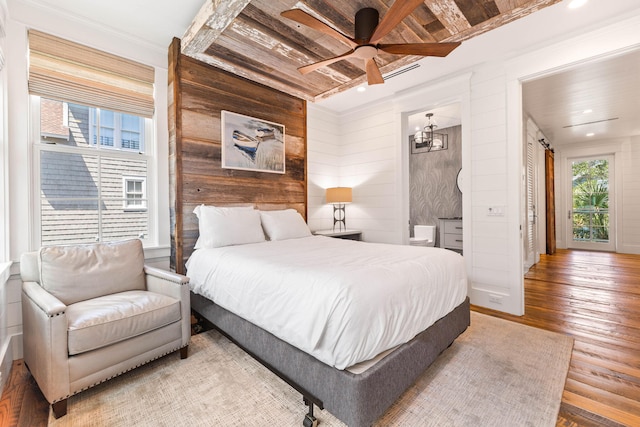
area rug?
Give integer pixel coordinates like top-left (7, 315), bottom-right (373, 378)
top-left (48, 312), bottom-right (573, 427)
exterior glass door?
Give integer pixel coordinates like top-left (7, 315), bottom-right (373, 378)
top-left (567, 155), bottom-right (615, 251)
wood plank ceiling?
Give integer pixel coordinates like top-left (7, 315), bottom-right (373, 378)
top-left (181, 0), bottom-right (562, 102)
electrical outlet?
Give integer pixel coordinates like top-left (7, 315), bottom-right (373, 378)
top-left (489, 294), bottom-right (503, 304)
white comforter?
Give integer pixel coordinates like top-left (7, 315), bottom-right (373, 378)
top-left (187, 236), bottom-right (467, 370)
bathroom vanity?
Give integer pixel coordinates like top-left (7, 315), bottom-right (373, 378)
top-left (438, 218), bottom-right (463, 254)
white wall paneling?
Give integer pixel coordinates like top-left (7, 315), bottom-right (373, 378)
top-left (339, 101), bottom-right (399, 243)
top-left (306, 104), bottom-right (341, 232)
top-left (468, 63), bottom-right (523, 314)
top-left (620, 135), bottom-right (640, 253)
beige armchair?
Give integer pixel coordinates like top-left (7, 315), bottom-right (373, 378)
top-left (20, 239), bottom-right (190, 418)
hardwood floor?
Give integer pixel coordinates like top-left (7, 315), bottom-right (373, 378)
top-left (474, 249), bottom-right (640, 427)
top-left (1, 249), bottom-right (639, 426)
top-left (0, 360), bottom-right (48, 427)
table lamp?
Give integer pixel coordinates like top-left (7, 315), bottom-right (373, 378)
top-left (326, 187), bottom-right (352, 231)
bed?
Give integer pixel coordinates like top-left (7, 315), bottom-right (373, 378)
top-left (185, 206), bottom-right (470, 427)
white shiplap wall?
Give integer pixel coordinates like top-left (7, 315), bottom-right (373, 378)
top-left (306, 105), bottom-right (341, 232)
top-left (338, 102), bottom-right (401, 244)
top-left (467, 64), bottom-right (523, 314)
top-left (307, 102), bottom-right (402, 243)
top-left (621, 135), bottom-right (640, 253)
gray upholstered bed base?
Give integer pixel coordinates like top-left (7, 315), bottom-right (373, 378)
top-left (191, 293), bottom-right (470, 427)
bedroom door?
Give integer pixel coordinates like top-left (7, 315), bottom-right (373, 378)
top-left (566, 155), bottom-right (615, 252)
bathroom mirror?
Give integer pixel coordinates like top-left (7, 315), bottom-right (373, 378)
top-left (456, 168), bottom-right (462, 193)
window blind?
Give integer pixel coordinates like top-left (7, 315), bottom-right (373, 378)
top-left (28, 30), bottom-right (155, 118)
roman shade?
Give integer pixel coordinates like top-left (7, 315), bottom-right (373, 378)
top-left (28, 30), bottom-right (155, 118)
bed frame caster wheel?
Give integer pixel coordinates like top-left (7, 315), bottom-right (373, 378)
top-left (303, 397), bottom-right (318, 427)
top-left (303, 414), bottom-right (318, 427)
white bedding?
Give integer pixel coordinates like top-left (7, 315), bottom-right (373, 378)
top-left (187, 236), bottom-right (467, 370)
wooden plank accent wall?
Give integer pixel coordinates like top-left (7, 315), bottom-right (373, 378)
top-left (168, 38), bottom-right (307, 273)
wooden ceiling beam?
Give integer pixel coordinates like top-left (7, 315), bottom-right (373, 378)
top-left (178, 0), bottom-right (567, 101)
top-left (424, 0), bottom-right (472, 34)
top-left (440, 0), bottom-right (563, 44)
top-left (181, 0), bottom-right (252, 56)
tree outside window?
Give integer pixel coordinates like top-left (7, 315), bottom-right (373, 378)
top-left (571, 159), bottom-right (609, 243)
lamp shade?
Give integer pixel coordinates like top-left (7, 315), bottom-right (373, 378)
top-left (326, 187), bottom-right (352, 204)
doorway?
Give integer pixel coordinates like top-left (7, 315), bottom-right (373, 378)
top-left (566, 155), bottom-right (615, 252)
top-left (407, 104), bottom-right (462, 244)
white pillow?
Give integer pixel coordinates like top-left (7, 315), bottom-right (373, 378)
top-left (260, 209), bottom-right (312, 241)
top-left (194, 205), bottom-right (265, 249)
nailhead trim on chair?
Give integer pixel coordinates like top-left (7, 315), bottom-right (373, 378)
top-left (48, 312), bottom-right (66, 318)
top-left (52, 344), bottom-right (188, 404)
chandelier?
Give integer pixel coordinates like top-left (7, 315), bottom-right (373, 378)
top-left (412, 113), bottom-right (448, 153)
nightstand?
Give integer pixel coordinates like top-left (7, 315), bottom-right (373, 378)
top-left (313, 229), bottom-right (362, 241)
top-left (438, 218), bottom-right (463, 254)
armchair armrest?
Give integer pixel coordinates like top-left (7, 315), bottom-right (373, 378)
top-left (22, 281), bottom-right (67, 316)
top-left (21, 281), bottom-right (70, 404)
top-left (144, 266), bottom-right (190, 348)
top-left (144, 266), bottom-right (189, 298)
top-left (144, 265), bottom-right (189, 285)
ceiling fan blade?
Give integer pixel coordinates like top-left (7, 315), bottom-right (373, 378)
top-left (298, 50), bottom-right (357, 75)
top-left (281, 9), bottom-right (358, 49)
top-left (378, 42), bottom-right (461, 57)
top-left (369, 0), bottom-right (425, 45)
top-left (365, 58), bottom-right (384, 85)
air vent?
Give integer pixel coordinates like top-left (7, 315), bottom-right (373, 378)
top-left (563, 117), bottom-right (618, 128)
top-left (383, 63), bottom-right (421, 81)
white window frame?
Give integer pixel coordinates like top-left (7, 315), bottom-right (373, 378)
top-left (123, 176), bottom-right (147, 211)
top-left (62, 102), bottom-right (69, 128)
top-left (30, 96), bottom-right (156, 248)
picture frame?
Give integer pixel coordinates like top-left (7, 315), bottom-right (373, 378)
top-left (221, 110), bottom-right (285, 174)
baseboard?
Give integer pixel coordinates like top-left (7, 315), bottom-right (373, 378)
top-left (617, 245), bottom-right (640, 255)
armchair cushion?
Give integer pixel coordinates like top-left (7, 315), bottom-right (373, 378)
top-left (67, 290), bottom-right (181, 356)
top-left (39, 239), bottom-right (145, 305)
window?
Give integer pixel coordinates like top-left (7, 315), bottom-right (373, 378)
top-left (123, 176), bottom-right (147, 211)
top-left (35, 98), bottom-right (151, 246)
top-left (90, 110), bottom-right (144, 151)
top-left (28, 30), bottom-right (156, 248)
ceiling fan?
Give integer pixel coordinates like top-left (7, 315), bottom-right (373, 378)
top-left (281, 0), bottom-right (461, 85)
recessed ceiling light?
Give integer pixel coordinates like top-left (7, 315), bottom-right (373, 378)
top-left (582, 109), bottom-right (593, 114)
top-left (586, 132), bottom-right (595, 137)
top-left (568, 0), bottom-right (588, 9)
top-left (357, 86), bottom-right (366, 93)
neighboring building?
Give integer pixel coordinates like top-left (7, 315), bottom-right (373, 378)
top-left (39, 99), bottom-right (148, 246)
